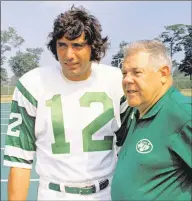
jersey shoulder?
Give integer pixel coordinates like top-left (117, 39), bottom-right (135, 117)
top-left (19, 66), bottom-right (58, 84)
top-left (15, 66), bottom-right (59, 103)
top-left (92, 62), bottom-right (122, 81)
top-left (169, 88), bottom-right (191, 119)
top-left (93, 62), bottom-right (121, 73)
top-left (163, 87), bottom-right (192, 131)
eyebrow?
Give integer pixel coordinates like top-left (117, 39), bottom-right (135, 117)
top-left (57, 41), bottom-right (66, 44)
top-left (121, 67), bottom-right (140, 71)
top-left (121, 67), bottom-right (144, 73)
top-left (57, 41), bottom-right (87, 45)
top-left (132, 67), bottom-right (144, 70)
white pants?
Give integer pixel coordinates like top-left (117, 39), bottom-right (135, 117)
top-left (37, 176), bottom-right (112, 201)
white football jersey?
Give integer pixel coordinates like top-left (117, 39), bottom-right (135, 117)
top-left (4, 63), bottom-right (128, 183)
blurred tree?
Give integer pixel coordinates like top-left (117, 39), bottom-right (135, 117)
top-left (1, 27), bottom-right (24, 82)
top-left (178, 25), bottom-right (192, 80)
top-left (156, 24), bottom-right (187, 72)
top-left (111, 41), bottom-right (129, 68)
top-left (9, 48), bottom-right (43, 78)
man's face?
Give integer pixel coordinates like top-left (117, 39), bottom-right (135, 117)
top-left (57, 32), bottom-right (92, 81)
top-left (122, 51), bottom-right (162, 111)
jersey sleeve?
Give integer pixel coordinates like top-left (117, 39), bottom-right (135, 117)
top-left (3, 80), bottom-right (37, 169)
top-left (169, 120), bottom-right (192, 168)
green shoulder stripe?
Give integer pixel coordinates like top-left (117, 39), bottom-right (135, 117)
top-left (17, 80), bottom-right (37, 108)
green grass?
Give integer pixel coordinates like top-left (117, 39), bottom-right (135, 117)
top-left (181, 89), bottom-right (192, 96)
top-left (0, 85), bottom-right (191, 97)
top-left (1, 86), bottom-right (15, 95)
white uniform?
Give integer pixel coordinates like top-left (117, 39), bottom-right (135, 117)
top-left (4, 63), bottom-right (128, 200)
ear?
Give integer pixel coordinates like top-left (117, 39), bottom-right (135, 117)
top-left (159, 66), bottom-right (171, 84)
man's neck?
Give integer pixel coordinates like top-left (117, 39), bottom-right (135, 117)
top-left (66, 70), bottom-right (92, 81)
top-left (62, 62), bottom-right (92, 81)
top-left (138, 82), bottom-right (172, 118)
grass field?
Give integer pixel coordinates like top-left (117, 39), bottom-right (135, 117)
top-left (0, 96), bottom-right (13, 103)
top-left (180, 89), bottom-right (192, 96)
top-left (1, 86), bottom-right (15, 96)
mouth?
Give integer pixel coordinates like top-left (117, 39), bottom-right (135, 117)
top-left (127, 90), bottom-right (138, 94)
top-left (65, 63), bottom-right (79, 68)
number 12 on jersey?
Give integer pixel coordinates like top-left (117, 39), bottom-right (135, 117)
top-left (46, 92), bottom-right (114, 154)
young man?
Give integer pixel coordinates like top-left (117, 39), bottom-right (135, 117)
top-left (4, 6), bottom-right (128, 201)
top-left (111, 40), bottom-right (192, 201)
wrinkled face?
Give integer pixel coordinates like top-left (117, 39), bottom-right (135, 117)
top-left (57, 32), bottom-right (92, 81)
top-left (122, 51), bottom-right (163, 111)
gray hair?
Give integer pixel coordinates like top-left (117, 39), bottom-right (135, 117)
top-left (123, 40), bottom-right (172, 70)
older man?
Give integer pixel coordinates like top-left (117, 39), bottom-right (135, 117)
top-left (111, 40), bottom-right (192, 201)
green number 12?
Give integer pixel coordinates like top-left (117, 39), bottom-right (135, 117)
top-left (46, 92), bottom-right (114, 154)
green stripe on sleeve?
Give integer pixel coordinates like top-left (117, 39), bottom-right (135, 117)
top-left (4, 155), bottom-right (33, 164)
top-left (6, 100), bottom-right (36, 151)
top-left (5, 135), bottom-right (36, 151)
top-left (17, 80), bottom-right (37, 108)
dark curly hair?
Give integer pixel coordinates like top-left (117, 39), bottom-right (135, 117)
top-left (47, 5), bottom-right (109, 62)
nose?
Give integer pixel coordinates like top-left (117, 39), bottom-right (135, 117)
top-left (122, 74), bottom-right (134, 85)
top-left (65, 47), bottom-right (75, 61)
